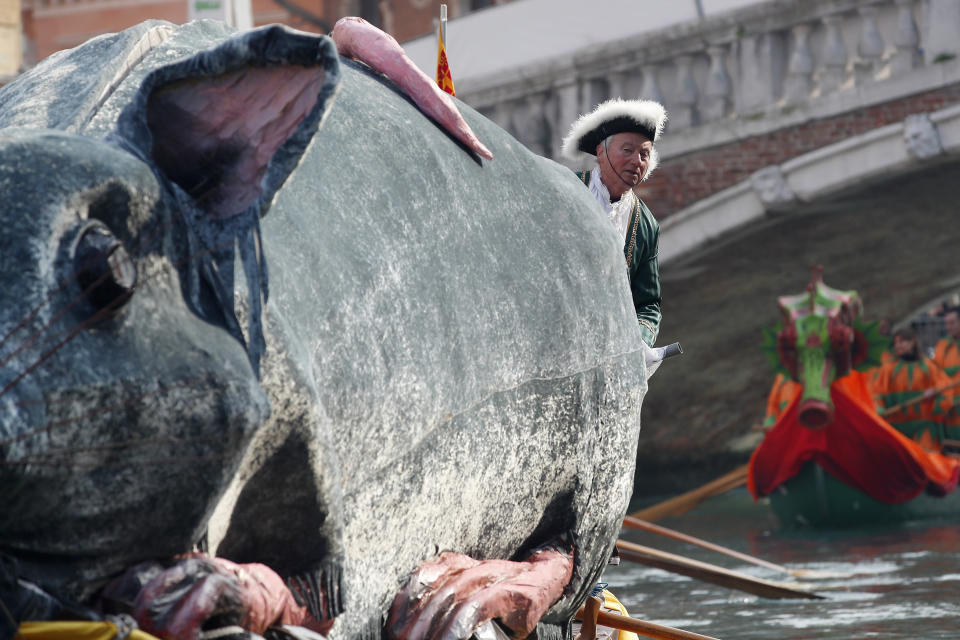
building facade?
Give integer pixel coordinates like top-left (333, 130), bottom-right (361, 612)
top-left (17, 0), bottom-right (514, 68)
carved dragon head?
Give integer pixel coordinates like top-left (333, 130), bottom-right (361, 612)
top-left (762, 268), bottom-right (888, 428)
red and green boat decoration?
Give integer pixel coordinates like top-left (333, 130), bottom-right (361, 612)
top-left (748, 271), bottom-right (960, 527)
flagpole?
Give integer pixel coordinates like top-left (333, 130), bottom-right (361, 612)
top-left (440, 4), bottom-right (448, 46)
top-left (436, 4), bottom-right (456, 97)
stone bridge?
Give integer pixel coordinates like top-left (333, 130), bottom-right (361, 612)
top-left (411, 0), bottom-right (960, 494)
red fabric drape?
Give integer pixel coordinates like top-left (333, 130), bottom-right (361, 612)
top-left (748, 371), bottom-right (960, 503)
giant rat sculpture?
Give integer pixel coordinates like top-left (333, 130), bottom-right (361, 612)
top-left (0, 18), bottom-right (650, 640)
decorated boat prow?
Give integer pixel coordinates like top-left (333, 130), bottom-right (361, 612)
top-left (748, 270), bottom-right (960, 527)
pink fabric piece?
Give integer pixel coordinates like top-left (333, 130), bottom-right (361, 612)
top-left (214, 558), bottom-right (311, 633)
top-left (130, 553), bottom-right (318, 639)
top-left (387, 545), bottom-right (574, 640)
top-left (331, 17), bottom-right (494, 161)
top-left (132, 555), bottom-right (242, 640)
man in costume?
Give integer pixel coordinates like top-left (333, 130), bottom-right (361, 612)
top-left (560, 100), bottom-right (667, 619)
top-left (870, 327), bottom-right (953, 451)
top-left (931, 307), bottom-right (960, 440)
top-left (932, 307), bottom-right (960, 379)
top-left (561, 99), bottom-right (667, 347)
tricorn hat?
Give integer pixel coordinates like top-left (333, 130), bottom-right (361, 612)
top-left (561, 98), bottom-right (667, 167)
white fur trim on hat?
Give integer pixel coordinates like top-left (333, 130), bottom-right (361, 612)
top-left (561, 98), bottom-right (667, 166)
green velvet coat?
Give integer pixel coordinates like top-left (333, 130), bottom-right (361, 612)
top-left (577, 171), bottom-right (662, 346)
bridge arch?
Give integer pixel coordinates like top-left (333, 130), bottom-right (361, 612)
top-left (635, 107), bottom-right (960, 497)
top-left (660, 102), bottom-right (960, 264)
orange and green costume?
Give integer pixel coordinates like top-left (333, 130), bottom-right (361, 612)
top-left (932, 337), bottom-right (960, 433)
top-left (933, 337), bottom-right (960, 378)
top-left (865, 348), bottom-right (895, 387)
top-left (869, 356), bottom-right (953, 450)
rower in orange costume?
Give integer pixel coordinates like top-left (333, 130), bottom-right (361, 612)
top-left (932, 308), bottom-right (960, 379)
top-left (931, 308), bottom-right (960, 442)
top-left (870, 327), bottom-right (953, 451)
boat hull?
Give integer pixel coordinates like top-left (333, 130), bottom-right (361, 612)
top-left (769, 461), bottom-right (960, 528)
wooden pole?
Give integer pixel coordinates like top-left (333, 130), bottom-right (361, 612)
top-left (879, 377), bottom-right (960, 417)
top-left (622, 515), bottom-right (789, 574)
top-left (627, 464), bottom-right (749, 522)
top-left (615, 539), bottom-right (823, 600)
top-left (620, 515), bottom-right (844, 579)
top-left (577, 595), bottom-right (602, 640)
top-left (575, 606), bottom-right (723, 640)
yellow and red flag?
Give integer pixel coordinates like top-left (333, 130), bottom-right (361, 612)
top-left (436, 23), bottom-right (456, 96)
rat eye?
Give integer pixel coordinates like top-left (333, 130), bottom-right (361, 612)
top-left (74, 223), bottom-right (137, 312)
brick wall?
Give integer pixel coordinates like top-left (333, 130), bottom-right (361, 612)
top-left (26, 0), bottom-right (185, 60)
top-left (380, 0), bottom-right (440, 43)
top-left (22, 0), bottom-right (330, 63)
top-left (256, 0), bottom-right (327, 33)
top-left (642, 84), bottom-right (960, 219)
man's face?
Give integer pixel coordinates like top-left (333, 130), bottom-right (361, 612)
top-left (894, 335), bottom-right (916, 357)
top-left (595, 132), bottom-right (653, 198)
top-left (945, 312), bottom-right (960, 339)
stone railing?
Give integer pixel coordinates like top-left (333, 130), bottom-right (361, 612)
top-left (459, 0), bottom-right (960, 164)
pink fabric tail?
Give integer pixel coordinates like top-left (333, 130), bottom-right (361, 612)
top-left (331, 17), bottom-right (494, 161)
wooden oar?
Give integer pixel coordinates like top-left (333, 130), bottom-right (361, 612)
top-left (627, 464), bottom-right (749, 523)
top-left (620, 515), bottom-right (843, 579)
top-left (623, 515), bottom-right (786, 573)
top-left (577, 594), bottom-right (602, 640)
top-left (879, 378), bottom-right (960, 417)
top-left (576, 604), bottom-right (722, 640)
top-left (614, 539), bottom-right (823, 600)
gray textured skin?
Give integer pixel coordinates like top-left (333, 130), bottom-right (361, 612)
top-left (0, 19), bottom-right (649, 640)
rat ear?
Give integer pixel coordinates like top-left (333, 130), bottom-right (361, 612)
top-left (115, 26), bottom-right (340, 377)
top-left (119, 24), bottom-right (340, 220)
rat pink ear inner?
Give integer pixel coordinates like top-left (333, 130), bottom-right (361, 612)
top-left (147, 64), bottom-right (327, 220)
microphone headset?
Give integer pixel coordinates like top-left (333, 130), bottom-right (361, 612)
top-left (601, 137), bottom-right (645, 191)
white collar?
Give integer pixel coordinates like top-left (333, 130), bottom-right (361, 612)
top-left (589, 163), bottom-right (635, 243)
top-left (588, 164), bottom-right (613, 213)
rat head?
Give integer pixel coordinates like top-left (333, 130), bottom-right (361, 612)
top-left (0, 23), bottom-right (340, 600)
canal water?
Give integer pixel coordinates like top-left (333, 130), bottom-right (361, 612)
top-left (610, 488), bottom-right (960, 639)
